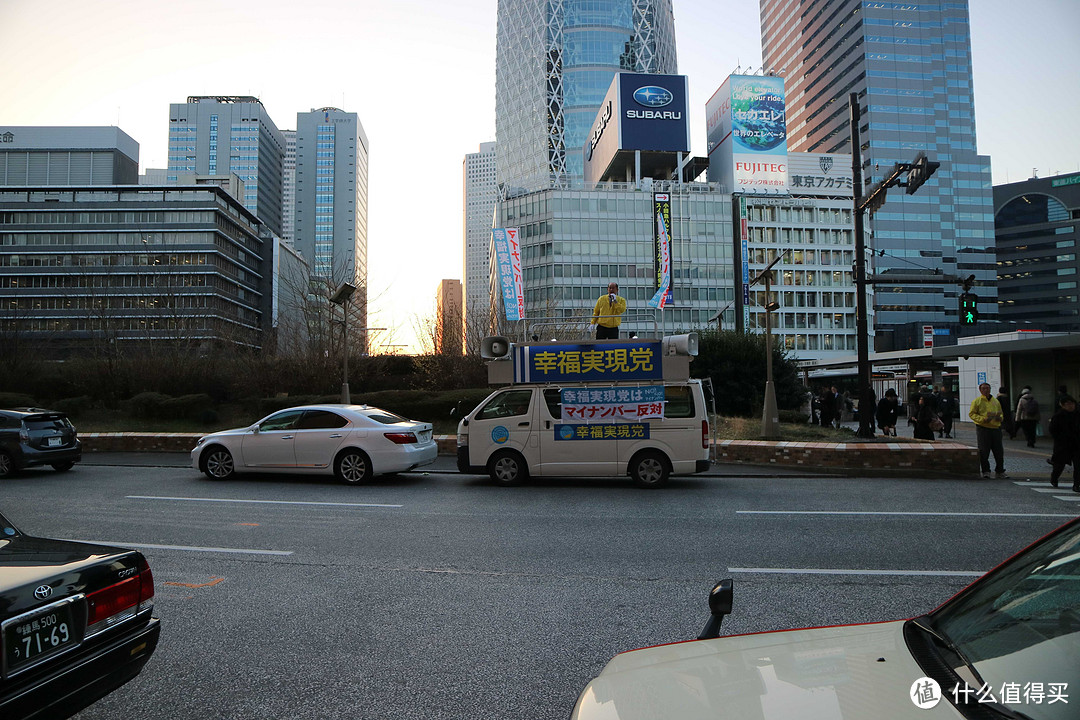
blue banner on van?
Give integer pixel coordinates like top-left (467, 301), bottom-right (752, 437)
top-left (554, 424), bottom-right (650, 441)
top-left (513, 342), bottom-right (663, 383)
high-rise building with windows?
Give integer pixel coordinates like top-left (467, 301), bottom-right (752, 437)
top-left (463, 142), bottom-right (497, 348)
top-left (281, 129), bottom-right (296, 246)
top-left (436, 279), bottom-right (464, 356)
top-left (760, 0), bottom-right (996, 350)
top-left (293, 108), bottom-right (369, 334)
top-left (167, 96), bottom-right (286, 237)
top-left (495, 0), bottom-right (678, 194)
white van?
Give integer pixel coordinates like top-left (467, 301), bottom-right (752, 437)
top-left (456, 335), bottom-right (711, 487)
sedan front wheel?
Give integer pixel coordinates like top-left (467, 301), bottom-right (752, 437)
top-left (203, 447), bottom-right (235, 480)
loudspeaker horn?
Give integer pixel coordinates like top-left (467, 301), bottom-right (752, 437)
top-left (481, 335), bottom-right (511, 359)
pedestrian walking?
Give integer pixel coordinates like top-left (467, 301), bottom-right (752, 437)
top-left (969, 382), bottom-right (1008, 479)
top-left (997, 387), bottom-right (1016, 439)
top-left (876, 388), bottom-right (899, 437)
top-left (912, 393), bottom-right (937, 441)
top-left (1015, 386), bottom-right (1041, 448)
top-left (937, 386), bottom-right (955, 439)
top-left (819, 387), bottom-right (835, 429)
top-left (1048, 394), bottom-right (1080, 491)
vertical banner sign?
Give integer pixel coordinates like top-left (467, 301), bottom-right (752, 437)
top-left (739, 197), bottom-right (750, 330)
top-left (648, 193), bottom-right (672, 308)
top-left (492, 227), bottom-right (525, 321)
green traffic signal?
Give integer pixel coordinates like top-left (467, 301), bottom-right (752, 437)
top-left (960, 293), bottom-right (979, 325)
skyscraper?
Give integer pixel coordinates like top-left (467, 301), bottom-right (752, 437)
top-left (166, 96), bottom-right (286, 236)
top-left (495, 0), bottom-right (678, 194)
top-left (281, 129), bottom-right (296, 246)
top-left (760, 0), bottom-right (996, 349)
top-left (463, 141), bottom-right (497, 347)
top-left (293, 107), bottom-right (369, 334)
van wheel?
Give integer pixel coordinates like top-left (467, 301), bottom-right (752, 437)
top-left (630, 451), bottom-right (669, 488)
top-left (488, 450), bottom-right (527, 486)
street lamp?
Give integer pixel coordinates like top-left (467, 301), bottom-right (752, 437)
top-left (754, 252), bottom-right (787, 440)
top-left (329, 282), bottom-right (357, 404)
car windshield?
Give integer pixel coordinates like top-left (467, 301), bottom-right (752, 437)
top-left (930, 520), bottom-right (1080, 719)
top-left (25, 415), bottom-right (71, 431)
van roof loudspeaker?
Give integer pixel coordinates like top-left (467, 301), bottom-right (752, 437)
top-left (663, 332), bottom-right (699, 357)
top-left (481, 336), bottom-right (512, 360)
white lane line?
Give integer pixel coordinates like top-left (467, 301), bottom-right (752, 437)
top-left (127, 495), bottom-right (403, 509)
top-left (728, 567), bottom-right (984, 578)
top-left (1052, 495), bottom-right (1080, 502)
top-left (63, 540), bottom-right (292, 556)
top-left (1015, 482), bottom-right (1054, 487)
top-left (735, 510), bottom-right (1075, 518)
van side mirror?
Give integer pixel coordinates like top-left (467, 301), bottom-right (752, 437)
top-left (697, 579), bottom-right (733, 640)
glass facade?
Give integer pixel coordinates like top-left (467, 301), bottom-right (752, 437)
top-left (761, 0), bottom-right (997, 344)
top-left (495, 0), bottom-right (677, 194)
top-left (494, 183), bottom-right (734, 339)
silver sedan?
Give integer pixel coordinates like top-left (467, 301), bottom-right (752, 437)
top-left (190, 404), bottom-right (437, 484)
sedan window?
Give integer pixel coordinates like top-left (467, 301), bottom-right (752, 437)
top-left (259, 410), bottom-right (305, 432)
top-left (297, 410), bottom-right (349, 430)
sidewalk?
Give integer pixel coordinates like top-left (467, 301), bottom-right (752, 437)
top-left (843, 418), bottom-right (1055, 481)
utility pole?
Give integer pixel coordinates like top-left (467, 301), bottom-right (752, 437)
top-left (849, 93), bottom-right (874, 439)
top-left (849, 93), bottom-right (939, 439)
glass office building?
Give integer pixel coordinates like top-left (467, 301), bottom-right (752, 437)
top-left (493, 181), bottom-right (734, 339)
top-left (760, 0), bottom-right (996, 350)
top-left (167, 96), bottom-right (286, 238)
top-left (495, 0), bottom-right (678, 194)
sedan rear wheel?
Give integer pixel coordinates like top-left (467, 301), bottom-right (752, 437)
top-left (335, 449), bottom-right (371, 485)
top-left (0, 451), bottom-right (14, 478)
top-left (203, 447), bottom-right (235, 480)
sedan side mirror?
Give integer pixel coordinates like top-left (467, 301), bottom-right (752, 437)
top-left (251, 425), bottom-right (260, 434)
top-left (697, 579), bottom-right (733, 640)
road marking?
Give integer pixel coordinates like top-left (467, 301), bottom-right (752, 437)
top-left (1052, 495), bottom-right (1080, 502)
top-left (63, 540), bottom-right (293, 556)
top-left (127, 495), bottom-right (403, 509)
top-left (728, 567), bottom-right (984, 578)
top-left (735, 510), bottom-right (1075, 518)
top-left (165, 577), bottom-right (225, 588)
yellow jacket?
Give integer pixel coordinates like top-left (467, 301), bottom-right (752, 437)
top-left (592, 294), bottom-right (627, 328)
top-left (969, 394), bottom-right (1003, 429)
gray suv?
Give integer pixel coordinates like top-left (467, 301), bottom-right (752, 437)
top-left (0, 408), bottom-right (82, 477)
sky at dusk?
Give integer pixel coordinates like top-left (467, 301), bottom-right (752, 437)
top-left (1, 0), bottom-right (1078, 352)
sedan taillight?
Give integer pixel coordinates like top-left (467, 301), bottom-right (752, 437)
top-left (384, 432), bottom-right (418, 444)
top-left (85, 557), bottom-right (154, 637)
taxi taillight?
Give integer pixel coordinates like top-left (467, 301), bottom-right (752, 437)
top-left (384, 432), bottom-right (418, 444)
top-left (85, 557), bottom-right (154, 637)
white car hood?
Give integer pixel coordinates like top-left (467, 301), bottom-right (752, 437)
top-left (572, 620), bottom-right (961, 720)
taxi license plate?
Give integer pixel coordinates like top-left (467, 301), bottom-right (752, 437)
top-left (3, 601), bottom-right (80, 674)
top-left (48, 436), bottom-right (62, 447)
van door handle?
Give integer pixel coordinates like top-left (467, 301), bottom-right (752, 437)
top-left (518, 421), bottom-right (530, 427)
top-left (545, 421), bottom-right (551, 429)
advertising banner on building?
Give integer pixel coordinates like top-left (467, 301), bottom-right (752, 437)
top-left (706, 74), bottom-right (789, 194)
top-left (559, 385), bottom-right (666, 422)
top-left (786, 152), bottom-right (853, 197)
top-left (512, 341), bottom-right (663, 384)
top-left (492, 227), bottom-right (524, 322)
top-left (648, 192), bottom-right (673, 308)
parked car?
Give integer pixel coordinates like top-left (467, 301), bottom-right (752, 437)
top-left (0, 510), bottom-right (160, 719)
top-left (191, 404), bottom-right (438, 484)
top-left (0, 409), bottom-right (81, 479)
top-left (571, 517), bottom-right (1080, 720)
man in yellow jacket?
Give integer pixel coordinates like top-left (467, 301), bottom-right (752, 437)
top-left (591, 282), bottom-right (627, 339)
top-left (969, 382), bottom-right (1008, 479)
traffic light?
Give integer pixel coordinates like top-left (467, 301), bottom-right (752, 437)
top-left (906, 152), bottom-right (940, 195)
top-left (959, 293), bottom-right (979, 325)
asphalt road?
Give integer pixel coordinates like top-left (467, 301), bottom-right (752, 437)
top-left (3, 461), bottom-right (1077, 719)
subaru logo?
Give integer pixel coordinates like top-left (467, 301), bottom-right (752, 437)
top-left (633, 86), bottom-right (673, 108)
top-left (34, 584), bottom-right (53, 600)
